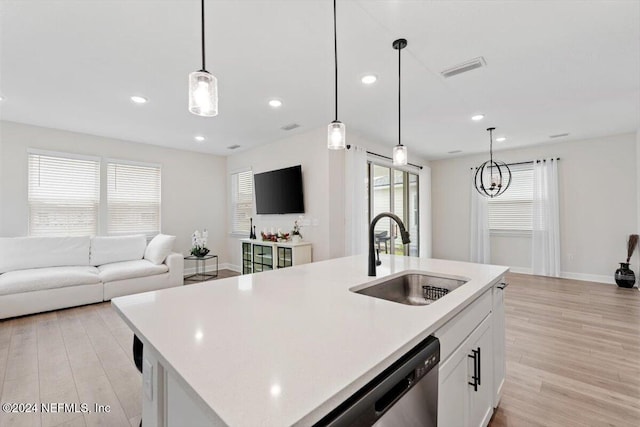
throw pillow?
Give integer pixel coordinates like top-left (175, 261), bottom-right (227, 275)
top-left (144, 234), bottom-right (176, 265)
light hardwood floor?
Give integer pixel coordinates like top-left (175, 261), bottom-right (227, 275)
top-left (490, 273), bottom-right (640, 427)
top-left (0, 272), bottom-right (638, 426)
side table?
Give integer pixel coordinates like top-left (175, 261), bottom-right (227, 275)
top-left (184, 254), bottom-right (218, 282)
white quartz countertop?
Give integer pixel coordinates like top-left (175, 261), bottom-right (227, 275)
top-left (112, 255), bottom-right (508, 426)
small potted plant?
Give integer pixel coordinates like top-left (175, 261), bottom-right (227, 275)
top-left (291, 220), bottom-right (303, 243)
top-left (191, 229), bottom-right (210, 257)
top-left (615, 234), bottom-right (638, 288)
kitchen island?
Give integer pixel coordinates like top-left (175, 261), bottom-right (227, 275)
top-left (112, 255), bottom-right (508, 427)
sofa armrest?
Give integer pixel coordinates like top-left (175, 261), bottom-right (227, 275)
top-left (165, 252), bottom-right (184, 286)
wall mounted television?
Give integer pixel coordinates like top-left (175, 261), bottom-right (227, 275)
top-left (254, 165), bottom-right (305, 214)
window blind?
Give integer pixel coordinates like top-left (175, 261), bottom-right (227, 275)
top-left (28, 152), bottom-right (100, 236)
top-left (231, 170), bottom-right (253, 234)
top-left (488, 165), bottom-right (533, 231)
top-left (107, 162), bottom-right (161, 236)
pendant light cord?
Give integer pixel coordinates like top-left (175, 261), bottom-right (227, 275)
top-left (398, 43), bottom-right (402, 146)
top-left (200, 0), bottom-right (206, 71)
top-left (489, 128), bottom-right (493, 165)
top-left (333, 0), bottom-right (338, 121)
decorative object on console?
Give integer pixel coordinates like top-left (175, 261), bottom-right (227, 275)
top-left (261, 231), bottom-right (278, 242)
top-left (190, 229), bottom-right (210, 257)
top-left (474, 127), bottom-right (512, 198)
top-left (327, 0), bottom-right (346, 150)
top-left (188, 0), bottom-right (218, 117)
top-left (615, 234), bottom-right (638, 288)
top-left (249, 218), bottom-right (256, 239)
top-left (392, 38), bottom-right (408, 166)
top-left (292, 219), bottom-right (303, 243)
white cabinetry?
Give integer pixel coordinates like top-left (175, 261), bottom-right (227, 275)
top-left (492, 281), bottom-right (507, 407)
top-left (436, 275), bottom-right (505, 427)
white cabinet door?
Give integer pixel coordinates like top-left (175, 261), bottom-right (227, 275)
top-left (438, 314), bottom-right (494, 427)
top-left (438, 341), bottom-right (468, 427)
top-left (467, 317), bottom-right (494, 427)
top-left (492, 280), bottom-right (507, 408)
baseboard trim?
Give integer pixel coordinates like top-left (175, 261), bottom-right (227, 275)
top-left (506, 267), bottom-right (616, 285)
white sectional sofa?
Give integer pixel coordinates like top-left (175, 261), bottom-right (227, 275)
top-left (0, 234), bottom-right (184, 319)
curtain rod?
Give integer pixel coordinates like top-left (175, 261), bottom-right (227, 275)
top-left (346, 145), bottom-right (423, 169)
top-left (470, 157), bottom-right (560, 170)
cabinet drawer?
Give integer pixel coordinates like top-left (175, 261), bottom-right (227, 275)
top-left (434, 289), bottom-right (492, 362)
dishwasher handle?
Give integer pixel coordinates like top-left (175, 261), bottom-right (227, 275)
top-left (314, 336), bottom-right (440, 427)
top-left (374, 372), bottom-right (414, 414)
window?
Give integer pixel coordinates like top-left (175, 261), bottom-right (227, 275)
top-left (28, 151), bottom-right (100, 236)
top-left (368, 161), bottom-right (420, 256)
top-left (107, 161), bottom-right (161, 236)
top-left (231, 170), bottom-right (253, 234)
top-left (487, 165), bottom-right (533, 232)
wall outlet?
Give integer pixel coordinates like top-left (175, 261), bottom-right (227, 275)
top-left (567, 253), bottom-right (574, 261)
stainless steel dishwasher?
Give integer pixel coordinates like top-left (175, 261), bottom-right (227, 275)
top-left (315, 336), bottom-right (440, 427)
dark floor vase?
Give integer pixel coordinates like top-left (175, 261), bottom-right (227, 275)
top-left (615, 263), bottom-right (636, 288)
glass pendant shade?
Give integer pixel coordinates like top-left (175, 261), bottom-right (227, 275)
top-left (189, 71), bottom-right (218, 117)
top-left (327, 121), bottom-right (346, 150)
top-left (393, 144), bottom-right (408, 166)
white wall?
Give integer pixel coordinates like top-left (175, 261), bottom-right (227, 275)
top-left (226, 127), bottom-right (333, 269)
top-left (431, 133), bottom-right (638, 283)
top-left (225, 127), bottom-right (432, 270)
top-left (0, 121), bottom-right (228, 261)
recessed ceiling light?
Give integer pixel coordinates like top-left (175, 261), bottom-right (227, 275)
top-left (268, 99), bottom-right (283, 108)
top-left (361, 74), bottom-right (377, 85)
top-left (130, 95), bottom-right (148, 104)
top-left (194, 135), bottom-right (205, 142)
top-left (0, 95), bottom-right (4, 101)
top-left (471, 114), bottom-right (484, 121)
top-left (496, 137), bottom-right (506, 142)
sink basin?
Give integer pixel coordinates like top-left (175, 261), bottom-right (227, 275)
top-left (352, 273), bottom-right (468, 306)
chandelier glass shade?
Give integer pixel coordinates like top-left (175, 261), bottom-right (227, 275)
top-left (327, 0), bottom-right (346, 149)
top-left (474, 127), bottom-right (512, 197)
top-left (189, 0), bottom-right (218, 117)
top-left (392, 38), bottom-right (408, 166)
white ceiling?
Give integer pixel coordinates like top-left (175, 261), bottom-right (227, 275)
top-left (1, 0), bottom-right (639, 159)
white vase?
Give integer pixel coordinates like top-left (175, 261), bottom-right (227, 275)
top-left (292, 235), bottom-right (302, 243)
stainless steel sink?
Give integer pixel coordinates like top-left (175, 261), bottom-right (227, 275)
top-left (352, 273), bottom-right (468, 306)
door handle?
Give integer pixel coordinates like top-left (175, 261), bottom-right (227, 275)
top-left (476, 347), bottom-right (481, 386)
top-left (468, 348), bottom-right (479, 392)
top-left (497, 282), bottom-right (508, 290)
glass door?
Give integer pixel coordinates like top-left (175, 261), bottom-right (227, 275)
top-left (369, 162), bottom-right (419, 256)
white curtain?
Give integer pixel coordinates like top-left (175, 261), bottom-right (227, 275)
top-left (419, 166), bottom-right (432, 258)
top-left (470, 169), bottom-right (490, 263)
top-left (344, 147), bottom-right (368, 255)
top-left (532, 159), bottom-right (561, 276)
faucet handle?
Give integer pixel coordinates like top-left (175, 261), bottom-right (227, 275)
top-left (375, 249), bottom-right (382, 266)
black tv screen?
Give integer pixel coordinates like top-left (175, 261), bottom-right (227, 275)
top-left (254, 165), bottom-right (305, 214)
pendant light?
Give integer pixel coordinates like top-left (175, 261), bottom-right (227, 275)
top-left (474, 127), bottom-right (512, 197)
top-left (188, 0), bottom-right (218, 117)
top-left (327, 0), bottom-right (346, 150)
top-left (392, 38), bottom-right (408, 165)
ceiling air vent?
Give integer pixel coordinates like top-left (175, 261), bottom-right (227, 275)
top-left (227, 144), bottom-right (241, 150)
top-left (281, 123), bottom-right (300, 131)
top-left (448, 150), bottom-right (462, 154)
top-left (441, 57), bottom-right (486, 79)
top-left (549, 133), bottom-right (569, 139)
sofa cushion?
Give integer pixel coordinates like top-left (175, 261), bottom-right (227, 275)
top-left (144, 234), bottom-right (176, 265)
top-left (0, 236), bottom-right (90, 273)
top-left (0, 266), bottom-right (100, 296)
top-left (90, 235), bottom-right (147, 266)
top-left (98, 259), bottom-right (169, 283)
